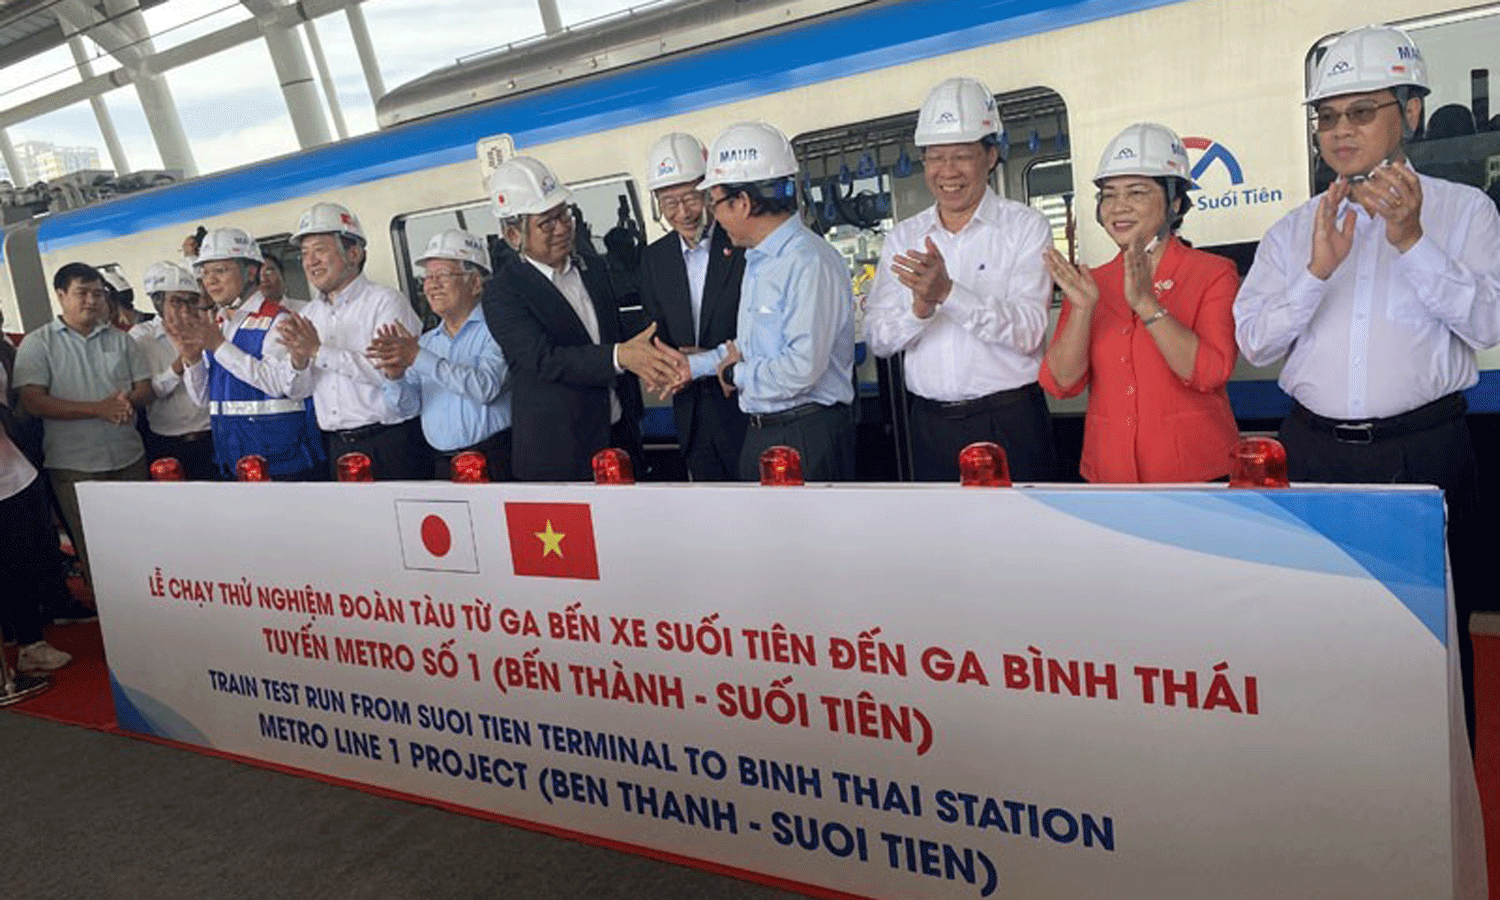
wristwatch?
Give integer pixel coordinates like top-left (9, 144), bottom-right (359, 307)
top-left (1141, 307), bottom-right (1170, 326)
top-left (722, 364), bottom-right (735, 387)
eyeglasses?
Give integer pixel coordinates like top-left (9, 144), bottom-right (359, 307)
top-left (710, 192), bottom-right (737, 211)
top-left (197, 263), bottom-right (239, 280)
top-left (921, 148), bottom-right (985, 168)
top-left (530, 208), bottom-right (575, 234)
top-left (658, 192), bottom-right (705, 215)
top-left (1312, 100), bottom-right (1400, 132)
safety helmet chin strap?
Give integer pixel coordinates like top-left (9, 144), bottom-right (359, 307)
top-left (1394, 86), bottom-right (1421, 144)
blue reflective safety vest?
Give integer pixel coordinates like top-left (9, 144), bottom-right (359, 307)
top-left (207, 299), bottom-right (323, 477)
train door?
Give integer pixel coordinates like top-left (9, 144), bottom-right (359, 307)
top-left (792, 87), bottom-right (1073, 480)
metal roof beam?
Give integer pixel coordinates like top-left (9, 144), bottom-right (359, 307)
top-left (0, 0), bottom-right (366, 130)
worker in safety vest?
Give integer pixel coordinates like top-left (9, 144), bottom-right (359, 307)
top-left (181, 227), bottom-right (322, 479)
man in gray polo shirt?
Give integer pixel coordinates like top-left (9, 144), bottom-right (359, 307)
top-left (15, 262), bottom-right (152, 591)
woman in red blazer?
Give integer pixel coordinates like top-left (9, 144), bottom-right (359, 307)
top-left (1040, 123), bottom-right (1240, 482)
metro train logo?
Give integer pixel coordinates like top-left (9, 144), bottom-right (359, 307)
top-left (657, 158), bottom-right (678, 176)
top-left (1183, 136), bottom-right (1285, 213)
top-left (1183, 137), bottom-right (1243, 186)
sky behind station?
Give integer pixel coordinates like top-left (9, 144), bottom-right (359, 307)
top-left (0, 0), bottom-right (641, 175)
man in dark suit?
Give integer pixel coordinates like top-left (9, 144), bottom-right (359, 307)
top-left (637, 133), bottom-right (749, 481)
top-left (483, 156), bottom-right (681, 481)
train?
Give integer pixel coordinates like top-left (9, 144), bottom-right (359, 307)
top-left (3, 0), bottom-right (1497, 478)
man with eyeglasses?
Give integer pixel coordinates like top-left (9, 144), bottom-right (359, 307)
top-left (686, 121), bottom-right (856, 481)
top-left (483, 156), bottom-right (679, 481)
top-left (865, 77), bottom-right (1057, 482)
top-left (129, 260), bottom-right (214, 480)
top-left (1235, 24), bottom-right (1500, 746)
top-left (277, 202), bottom-right (428, 480)
top-left (14, 262), bottom-right (152, 591)
top-left (637, 132), bottom-right (749, 481)
top-left (180, 227), bottom-right (322, 480)
top-left (368, 229), bottom-right (514, 481)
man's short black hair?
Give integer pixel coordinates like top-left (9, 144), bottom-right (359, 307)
top-left (717, 177), bottom-right (799, 218)
top-left (53, 262), bottom-right (103, 293)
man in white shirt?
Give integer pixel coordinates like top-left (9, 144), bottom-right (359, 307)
top-left (278, 202), bottom-right (428, 480)
top-left (865, 77), bottom-right (1056, 482)
top-left (1234, 25), bottom-right (1500, 744)
top-left (130, 261), bottom-right (213, 480)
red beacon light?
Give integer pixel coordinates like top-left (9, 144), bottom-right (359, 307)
top-left (1229, 437), bottom-right (1289, 489)
top-left (235, 454), bottom-right (269, 482)
top-left (336, 452), bottom-right (374, 482)
top-left (450, 451), bottom-right (489, 483)
top-left (759, 445), bottom-right (804, 486)
top-left (591, 448), bottom-right (635, 485)
top-left (958, 442), bottom-right (1012, 487)
top-left (149, 457), bottom-right (185, 482)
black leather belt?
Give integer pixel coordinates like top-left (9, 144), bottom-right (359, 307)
top-left (1291, 393), bottom-right (1466, 444)
top-left (326, 421), bottom-right (397, 443)
top-left (165, 429), bottom-right (211, 443)
top-left (438, 429), bottom-right (510, 458)
top-left (914, 382), bottom-right (1042, 419)
top-left (747, 403), bottom-right (833, 428)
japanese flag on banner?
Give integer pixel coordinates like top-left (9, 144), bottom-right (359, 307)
top-left (395, 500), bottom-right (479, 573)
top-left (503, 502), bottom-right (599, 580)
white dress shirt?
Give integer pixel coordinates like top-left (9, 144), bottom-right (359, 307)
top-left (682, 231), bottom-right (711, 340)
top-left (1235, 172), bottom-right (1500, 419)
top-left (525, 255), bottom-right (621, 423)
top-left (864, 189), bottom-right (1054, 402)
top-left (130, 318), bottom-right (210, 436)
top-left (184, 292), bottom-right (312, 406)
top-left (300, 273), bottom-right (422, 431)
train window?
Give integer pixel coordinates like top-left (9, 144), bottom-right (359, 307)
top-left (391, 174), bottom-right (646, 327)
top-left (1308, 10), bottom-right (1500, 202)
top-left (1025, 158), bottom-right (1075, 261)
top-left (256, 233), bottom-right (312, 306)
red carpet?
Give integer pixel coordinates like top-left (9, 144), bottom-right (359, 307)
top-left (4, 622), bottom-right (116, 729)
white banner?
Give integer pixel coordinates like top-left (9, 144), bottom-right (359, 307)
top-left (80, 482), bottom-right (1484, 900)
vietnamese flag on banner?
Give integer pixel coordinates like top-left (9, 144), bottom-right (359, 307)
top-left (503, 502), bottom-right (600, 580)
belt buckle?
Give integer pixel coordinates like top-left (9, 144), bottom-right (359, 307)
top-left (1333, 422), bottom-right (1374, 444)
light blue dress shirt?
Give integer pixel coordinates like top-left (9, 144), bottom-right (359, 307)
top-left (688, 216), bottom-right (854, 413)
top-left (383, 305), bottom-right (511, 452)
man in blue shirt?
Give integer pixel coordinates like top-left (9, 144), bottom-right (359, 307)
top-left (684, 121), bottom-right (856, 481)
top-left (369, 229), bottom-right (513, 481)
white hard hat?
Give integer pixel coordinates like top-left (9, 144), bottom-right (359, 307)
top-left (647, 132), bottom-right (708, 191)
top-left (488, 156), bottom-right (573, 220)
top-left (914, 77), bottom-right (999, 147)
top-left (142, 260), bottom-right (200, 296)
top-left (195, 227), bottom-right (264, 266)
top-left (291, 201), bottom-right (366, 247)
top-left (1094, 123), bottom-right (1196, 187)
top-left (416, 228), bottom-right (491, 274)
top-left (1306, 24), bottom-right (1429, 104)
top-left (699, 122), bottom-right (799, 190)
top-left (100, 269), bottom-right (131, 295)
